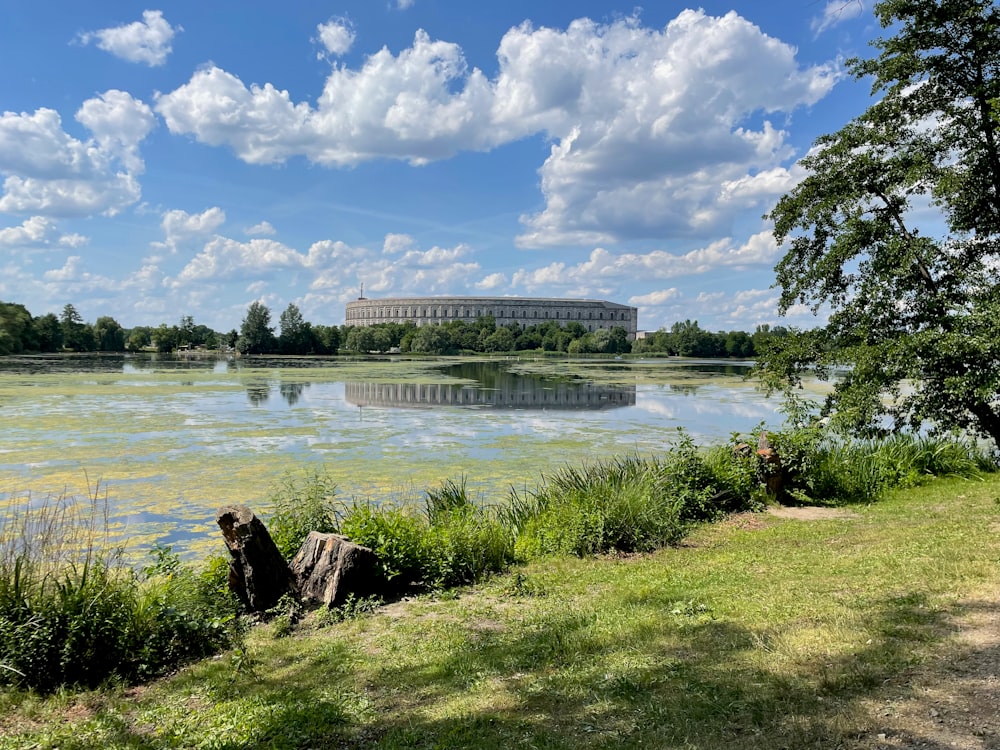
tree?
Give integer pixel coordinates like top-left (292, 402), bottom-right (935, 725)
top-left (371, 327), bottom-right (393, 353)
top-left (760, 0), bottom-right (1000, 447)
top-left (152, 323), bottom-right (178, 353)
top-left (59, 304), bottom-right (94, 352)
top-left (94, 316), bottom-right (126, 352)
top-left (278, 303), bottom-right (311, 355)
top-left (344, 326), bottom-right (376, 353)
top-left (237, 301), bottom-right (277, 355)
top-left (607, 326), bottom-right (630, 354)
top-left (177, 315), bottom-right (195, 348)
top-left (0, 302), bottom-right (35, 355)
top-left (126, 327), bottom-right (151, 352)
top-left (33, 313), bottom-right (62, 352)
top-left (409, 325), bottom-right (451, 355)
top-left (312, 324), bottom-right (340, 354)
top-left (483, 327), bottom-right (515, 352)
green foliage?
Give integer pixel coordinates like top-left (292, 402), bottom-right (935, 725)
top-left (277, 303), bottom-right (310, 355)
top-left (0, 495), bottom-right (239, 692)
top-left (424, 475), bottom-right (474, 524)
top-left (761, 0), bottom-right (1000, 450)
top-left (59, 303), bottom-right (94, 352)
top-left (315, 594), bottom-right (382, 626)
top-left (763, 428), bottom-right (993, 505)
top-left (344, 326), bottom-right (377, 353)
top-left (337, 502), bottom-right (432, 591)
top-left (237, 301), bottom-right (277, 355)
top-left (337, 487), bottom-right (514, 592)
top-left (93, 316), bottom-right (125, 352)
top-left (265, 594), bottom-right (304, 639)
top-left (0, 302), bottom-right (36, 355)
top-left (408, 324), bottom-right (453, 354)
top-left (265, 470), bottom-right (339, 559)
top-left (32, 312), bottom-right (62, 352)
top-left (702, 441), bottom-right (767, 510)
top-left (424, 506), bottom-right (514, 589)
top-left (511, 438), bottom-right (730, 558)
top-left (633, 320), bottom-right (781, 358)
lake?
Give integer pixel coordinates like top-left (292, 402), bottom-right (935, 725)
top-left (0, 354), bottom-right (802, 558)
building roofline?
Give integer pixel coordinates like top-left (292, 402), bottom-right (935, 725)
top-left (347, 295), bottom-right (635, 308)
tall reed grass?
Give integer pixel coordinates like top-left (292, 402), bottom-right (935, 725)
top-left (266, 431), bottom-right (994, 587)
top-left (770, 430), bottom-right (993, 504)
top-left (0, 488), bottom-right (239, 692)
top-left (507, 432), bottom-right (761, 558)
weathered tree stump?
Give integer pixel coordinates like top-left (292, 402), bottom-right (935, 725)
top-left (756, 431), bottom-right (784, 500)
top-left (288, 532), bottom-right (381, 607)
top-left (216, 505), bottom-right (295, 612)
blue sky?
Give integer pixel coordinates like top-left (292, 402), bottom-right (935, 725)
top-left (0, 1), bottom-right (878, 333)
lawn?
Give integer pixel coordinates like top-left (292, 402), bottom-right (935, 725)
top-left (2, 474), bottom-right (998, 749)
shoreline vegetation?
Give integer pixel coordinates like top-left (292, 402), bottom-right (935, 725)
top-left (0, 298), bottom-right (785, 359)
top-left (1, 424), bottom-right (997, 747)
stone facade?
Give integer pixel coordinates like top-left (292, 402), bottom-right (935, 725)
top-left (345, 296), bottom-right (638, 339)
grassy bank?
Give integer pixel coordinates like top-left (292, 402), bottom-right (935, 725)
top-left (2, 469), bottom-right (999, 748)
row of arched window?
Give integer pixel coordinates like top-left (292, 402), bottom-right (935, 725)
top-left (347, 305), bottom-right (631, 323)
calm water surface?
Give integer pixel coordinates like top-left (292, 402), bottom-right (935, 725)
top-left (0, 354), bottom-right (793, 556)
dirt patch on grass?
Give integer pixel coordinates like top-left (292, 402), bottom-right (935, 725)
top-left (768, 506), bottom-right (861, 521)
top-left (854, 594), bottom-right (1000, 750)
top-left (724, 511), bottom-right (773, 530)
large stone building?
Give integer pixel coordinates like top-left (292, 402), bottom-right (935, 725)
top-left (345, 296), bottom-right (638, 339)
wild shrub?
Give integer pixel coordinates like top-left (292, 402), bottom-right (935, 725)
top-left (337, 492), bottom-right (514, 593)
top-left (424, 506), bottom-right (514, 588)
top-left (0, 492), bottom-right (240, 692)
top-left (315, 594), bottom-right (382, 626)
top-left (512, 446), bottom-right (715, 558)
top-left (702, 441), bottom-right (767, 511)
top-left (266, 470), bottom-right (339, 558)
top-left (765, 429), bottom-right (993, 505)
top-left (337, 501), bottom-right (432, 592)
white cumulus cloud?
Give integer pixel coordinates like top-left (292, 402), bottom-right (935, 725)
top-left (158, 207), bottom-right (226, 252)
top-left (476, 272), bottom-right (507, 291)
top-left (510, 231), bottom-right (780, 293)
top-left (154, 11), bottom-right (836, 246)
top-left (78, 10), bottom-right (180, 67)
top-left (0, 91), bottom-right (154, 217)
top-left (169, 234), bottom-right (480, 299)
top-left (245, 221), bottom-right (276, 236)
top-left (629, 289), bottom-right (679, 306)
top-left (382, 233), bottom-right (414, 255)
top-left (0, 215), bottom-right (51, 245)
top-left (172, 236), bottom-right (302, 285)
top-left (315, 19), bottom-right (355, 58)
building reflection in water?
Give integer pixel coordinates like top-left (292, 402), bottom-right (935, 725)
top-left (345, 379), bottom-right (635, 410)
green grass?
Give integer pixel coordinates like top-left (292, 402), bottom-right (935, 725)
top-left (2, 474), bottom-right (998, 748)
top-left (0, 492), bottom-right (241, 693)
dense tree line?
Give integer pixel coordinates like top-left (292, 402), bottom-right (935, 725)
top-left (337, 317), bottom-right (632, 355)
top-left (1, 298), bottom-right (784, 359)
top-left (0, 302), bottom-right (127, 355)
top-left (633, 320), bottom-right (789, 358)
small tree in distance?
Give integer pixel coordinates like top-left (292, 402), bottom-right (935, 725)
top-left (237, 301), bottom-right (277, 355)
top-left (278, 303), bottom-right (312, 355)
